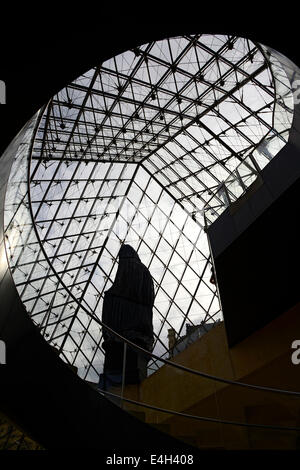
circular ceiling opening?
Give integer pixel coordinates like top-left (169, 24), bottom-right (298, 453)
top-left (4, 34), bottom-right (294, 381)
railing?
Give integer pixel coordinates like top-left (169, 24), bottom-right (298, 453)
top-left (94, 328), bottom-right (300, 450)
top-left (88, 313), bottom-right (300, 397)
top-left (92, 319), bottom-right (300, 450)
top-left (98, 388), bottom-right (300, 433)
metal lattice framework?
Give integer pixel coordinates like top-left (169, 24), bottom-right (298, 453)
top-left (4, 34), bottom-right (293, 381)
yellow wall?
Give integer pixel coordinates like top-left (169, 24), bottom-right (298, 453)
top-left (118, 302), bottom-right (300, 449)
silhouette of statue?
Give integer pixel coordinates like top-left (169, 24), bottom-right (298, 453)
top-left (100, 244), bottom-right (154, 389)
